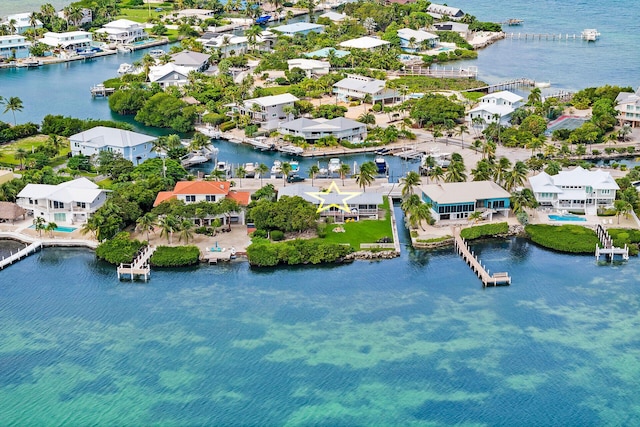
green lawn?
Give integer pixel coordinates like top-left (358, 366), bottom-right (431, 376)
top-left (255, 86), bottom-right (294, 96)
top-left (0, 135), bottom-right (70, 167)
top-left (117, 8), bottom-right (165, 23)
top-left (321, 198), bottom-right (394, 249)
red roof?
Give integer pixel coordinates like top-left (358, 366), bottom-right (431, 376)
top-left (227, 190), bottom-right (251, 206)
top-left (153, 180), bottom-right (231, 207)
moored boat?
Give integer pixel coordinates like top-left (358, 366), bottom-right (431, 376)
top-left (149, 48), bottom-right (165, 58)
top-left (581, 29), bottom-right (600, 41)
top-left (374, 156), bottom-right (388, 174)
top-left (328, 158), bottom-right (342, 174)
top-left (278, 145), bottom-right (304, 155)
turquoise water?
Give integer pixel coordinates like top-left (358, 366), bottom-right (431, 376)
top-left (28, 224), bottom-right (77, 232)
top-left (549, 214), bottom-right (587, 222)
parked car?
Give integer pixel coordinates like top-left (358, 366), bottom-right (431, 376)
top-left (287, 174), bottom-right (305, 183)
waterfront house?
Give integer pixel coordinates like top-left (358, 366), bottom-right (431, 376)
top-left (148, 63), bottom-right (191, 88)
top-left (615, 88), bottom-right (640, 128)
top-left (271, 22), bottom-right (325, 37)
top-left (231, 93), bottom-right (299, 131)
top-left (339, 36), bottom-right (390, 51)
top-left (466, 90), bottom-right (523, 127)
top-left (175, 9), bottom-right (215, 20)
top-left (278, 117), bottom-right (367, 144)
top-left (169, 50), bottom-right (210, 72)
top-left (97, 19), bottom-right (148, 44)
top-left (287, 58), bottom-right (330, 78)
top-left (528, 166), bottom-right (618, 215)
top-left (333, 74), bottom-right (400, 104)
top-left (40, 31), bottom-right (92, 51)
top-left (427, 3), bottom-right (465, 20)
top-left (69, 126), bottom-right (157, 165)
top-left (1, 13), bottom-right (42, 35)
top-left (397, 28), bottom-right (439, 52)
top-left (153, 181), bottom-right (250, 224)
top-left (16, 177), bottom-right (108, 225)
top-left (199, 33), bottom-right (249, 56)
top-left (277, 185), bottom-right (384, 221)
top-left (432, 21), bottom-right (471, 39)
top-left (318, 11), bottom-right (350, 22)
top-left (0, 35), bottom-right (31, 59)
top-left (420, 181), bottom-right (511, 222)
top-left (57, 8), bottom-right (93, 26)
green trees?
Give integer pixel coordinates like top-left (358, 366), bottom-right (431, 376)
top-left (355, 161), bottom-right (376, 192)
top-left (281, 162), bottom-right (292, 186)
top-left (33, 216), bottom-right (46, 237)
top-left (256, 163), bottom-right (269, 186)
top-left (134, 93), bottom-right (196, 132)
top-left (308, 164), bottom-right (320, 186)
top-left (401, 194), bottom-right (432, 230)
top-left (400, 171), bottom-right (421, 198)
top-left (158, 214), bottom-right (179, 244)
top-left (136, 212), bottom-right (157, 242)
top-left (409, 94), bottom-right (464, 128)
top-left (249, 196), bottom-right (319, 233)
top-left (0, 96), bottom-right (23, 125)
top-left (44, 222), bottom-right (58, 237)
top-left (338, 163), bottom-right (351, 186)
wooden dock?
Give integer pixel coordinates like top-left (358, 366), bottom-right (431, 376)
top-left (0, 241), bottom-right (42, 270)
top-left (117, 245), bottom-right (156, 281)
top-left (393, 65), bottom-right (478, 79)
top-left (595, 224), bottom-right (628, 262)
top-left (453, 228), bottom-right (511, 287)
top-left (505, 33), bottom-right (586, 41)
top-left (90, 84), bottom-right (115, 97)
top-left (461, 78), bottom-right (535, 94)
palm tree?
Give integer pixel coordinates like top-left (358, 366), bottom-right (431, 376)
top-left (178, 219), bottom-right (194, 243)
top-left (33, 217), bottom-right (46, 237)
top-left (337, 163), bottom-right (350, 186)
top-left (456, 124), bottom-right (468, 149)
top-left (141, 54), bottom-right (157, 81)
top-left (468, 211), bottom-right (483, 224)
top-left (493, 157), bottom-right (512, 186)
top-left (430, 166), bottom-right (445, 183)
top-left (235, 165), bottom-right (247, 187)
top-left (528, 88), bottom-right (542, 106)
top-left (281, 162), bottom-right (292, 186)
top-left (14, 148), bottom-right (27, 170)
top-left (136, 213), bottom-right (157, 242)
top-left (357, 112), bottom-right (376, 125)
top-left (256, 163), bottom-right (269, 186)
top-left (1, 96), bottom-right (23, 125)
top-left (355, 161), bottom-right (376, 192)
top-left (158, 214), bottom-right (179, 244)
top-left (308, 165), bottom-right (320, 186)
top-left (614, 200), bottom-right (633, 224)
top-left (400, 171), bottom-right (421, 198)
top-left (79, 216), bottom-right (98, 239)
top-left (471, 159), bottom-right (493, 181)
top-left (445, 161), bottom-right (467, 183)
top-left (511, 188), bottom-right (538, 214)
top-left (189, 132), bottom-right (211, 152)
top-left (44, 222), bottom-right (58, 237)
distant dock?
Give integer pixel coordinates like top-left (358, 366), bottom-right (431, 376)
top-left (453, 227), bottom-right (511, 287)
top-left (90, 84), bottom-right (115, 97)
top-left (505, 32), bottom-right (599, 41)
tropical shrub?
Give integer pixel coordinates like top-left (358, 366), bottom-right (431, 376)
top-left (525, 224), bottom-right (599, 253)
top-left (247, 238), bottom-right (353, 267)
top-left (150, 245), bottom-right (200, 267)
top-left (460, 222), bottom-right (509, 240)
top-left (270, 230), bottom-right (284, 241)
top-left (96, 232), bottom-right (144, 265)
top-left (607, 228), bottom-right (640, 256)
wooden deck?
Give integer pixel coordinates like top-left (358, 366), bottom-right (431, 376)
top-left (461, 78), bottom-right (535, 94)
top-left (453, 228), bottom-right (511, 287)
top-left (595, 224), bottom-right (629, 262)
top-left (117, 245), bottom-right (156, 281)
top-left (0, 241), bottom-right (42, 270)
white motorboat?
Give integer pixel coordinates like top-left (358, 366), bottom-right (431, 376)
top-left (149, 48), bottom-right (165, 57)
top-left (289, 160), bottom-right (300, 175)
top-left (271, 160), bottom-right (282, 176)
top-left (534, 81), bottom-right (551, 88)
top-left (215, 161), bottom-right (232, 177)
top-left (243, 162), bottom-right (257, 178)
top-left (117, 45), bottom-right (132, 53)
top-left (581, 29), bottom-right (600, 41)
top-left (117, 63), bottom-right (132, 74)
top-left (180, 146), bottom-right (219, 167)
top-left (328, 158), bottom-right (342, 174)
top-left (247, 136), bottom-right (272, 150)
top-left (278, 145), bottom-right (304, 155)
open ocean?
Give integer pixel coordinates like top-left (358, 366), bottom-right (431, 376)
top-left (2, 0), bottom-right (640, 425)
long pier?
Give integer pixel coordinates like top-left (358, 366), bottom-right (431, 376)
top-left (0, 241), bottom-right (42, 270)
top-left (453, 227), bottom-right (511, 287)
top-left (117, 245), bottom-right (156, 281)
top-left (392, 65), bottom-right (478, 79)
top-left (461, 78), bottom-right (535, 93)
top-left (505, 33), bottom-right (587, 41)
top-left (595, 224), bottom-right (629, 262)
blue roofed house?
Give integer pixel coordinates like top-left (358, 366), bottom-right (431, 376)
top-left (397, 28), bottom-right (439, 52)
top-left (420, 181), bottom-right (511, 222)
top-left (69, 126), bottom-right (158, 165)
top-left (272, 22), bottom-right (324, 37)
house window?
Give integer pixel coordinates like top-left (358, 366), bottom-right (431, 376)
top-left (205, 195), bottom-right (215, 202)
top-left (601, 189), bottom-right (610, 195)
top-left (53, 201), bottom-right (64, 209)
top-left (76, 202), bottom-right (86, 209)
top-left (28, 198), bottom-right (34, 205)
top-left (185, 195), bottom-right (196, 202)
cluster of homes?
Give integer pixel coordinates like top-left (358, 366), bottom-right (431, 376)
top-left (2, 122), bottom-right (621, 229)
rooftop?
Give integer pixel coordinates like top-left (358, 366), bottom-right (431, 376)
top-left (272, 22), bottom-right (324, 34)
top-left (339, 36), bottom-right (390, 50)
top-left (69, 126), bottom-right (156, 148)
top-left (17, 177), bottom-right (105, 204)
top-left (333, 75), bottom-right (388, 95)
top-left (421, 181), bottom-right (510, 204)
top-left (244, 93), bottom-right (299, 107)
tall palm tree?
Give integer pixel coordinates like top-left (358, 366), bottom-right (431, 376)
top-left (151, 136), bottom-right (170, 178)
top-left (493, 157), bottom-right (511, 185)
top-left (256, 163), bottom-right (269, 186)
top-left (281, 162), bottom-right (292, 186)
top-left (14, 148), bottom-right (27, 170)
top-left (400, 171), bottom-right (421, 198)
top-left (33, 217), bottom-right (46, 237)
top-left (456, 124), bottom-right (468, 149)
top-left (430, 166), bottom-right (445, 183)
top-left (178, 219), bottom-right (194, 243)
top-left (136, 213), bottom-right (157, 242)
top-left (445, 161), bottom-right (466, 183)
top-left (1, 96), bottom-right (23, 125)
top-left (189, 132), bottom-right (210, 152)
top-left (308, 165), bottom-right (320, 186)
top-left (235, 165), bottom-right (247, 187)
top-left (158, 214), bottom-right (179, 244)
top-left (338, 163), bottom-right (351, 187)
top-left (510, 188), bottom-right (538, 214)
top-left (44, 222), bottom-right (58, 237)
top-left (355, 161), bottom-right (376, 192)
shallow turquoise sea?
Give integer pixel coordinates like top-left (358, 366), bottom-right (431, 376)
top-left (2, 228), bottom-right (640, 425)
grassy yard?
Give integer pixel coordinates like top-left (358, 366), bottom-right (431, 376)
top-left (391, 76), bottom-right (488, 92)
top-left (118, 8), bottom-right (165, 23)
top-left (0, 135), bottom-right (70, 167)
top-left (321, 198), bottom-right (394, 249)
top-left (255, 86), bottom-right (294, 96)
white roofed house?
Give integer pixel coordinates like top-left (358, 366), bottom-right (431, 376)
top-left (615, 88), bottom-right (640, 128)
top-left (466, 90), bottom-right (524, 128)
top-left (199, 33), bottom-right (249, 56)
top-left (148, 63), bottom-right (191, 88)
top-left (271, 22), bottom-right (325, 37)
top-left (40, 31), bottom-right (92, 51)
top-left (69, 126), bottom-right (158, 165)
top-left (0, 35), bottom-right (31, 59)
top-left (339, 36), bottom-right (390, 51)
top-left (528, 166), bottom-right (619, 215)
top-left (231, 93), bottom-right (299, 131)
top-left (96, 19), bottom-right (148, 44)
top-left (1, 13), bottom-right (42, 35)
top-left (333, 74), bottom-right (400, 104)
top-left (397, 28), bottom-right (439, 52)
top-left (427, 3), bottom-right (465, 20)
top-left (278, 117), bottom-right (367, 144)
top-left (16, 177), bottom-right (109, 225)
top-left (169, 50), bottom-right (210, 72)
top-left (287, 58), bottom-right (330, 78)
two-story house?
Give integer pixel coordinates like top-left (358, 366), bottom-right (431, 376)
top-left (16, 177), bottom-right (109, 225)
top-left (40, 31), bottom-right (92, 51)
top-left (528, 166), bottom-right (619, 215)
top-left (615, 88), bottom-right (640, 128)
top-left (421, 181), bottom-right (511, 222)
top-left (69, 126), bottom-right (157, 165)
top-left (278, 117), bottom-right (367, 144)
top-left (1, 13), bottom-right (42, 35)
top-left (231, 93), bottom-right (299, 131)
top-left (466, 90), bottom-right (524, 128)
top-left (0, 35), bottom-right (31, 59)
top-left (97, 19), bottom-right (148, 44)
top-left (287, 58), bottom-right (330, 78)
top-left (170, 50), bottom-right (210, 72)
top-left (397, 28), bottom-right (439, 52)
top-left (333, 74), bottom-right (400, 105)
top-left (427, 3), bottom-right (465, 20)
top-left (148, 63), bottom-right (191, 88)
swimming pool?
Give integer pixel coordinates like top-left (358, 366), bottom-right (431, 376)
top-left (28, 225), bottom-right (78, 233)
top-left (548, 214), bottom-right (587, 222)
